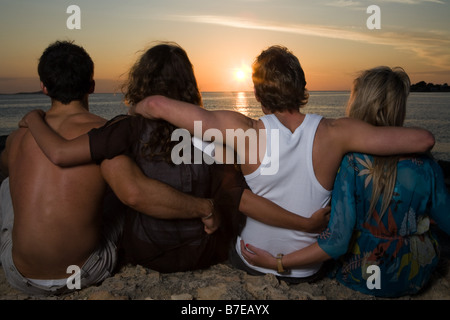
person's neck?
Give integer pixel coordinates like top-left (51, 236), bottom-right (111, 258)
top-left (47, 98), bottom-right (89, 116)
top-left (272, 110), bottom-right (305, 133)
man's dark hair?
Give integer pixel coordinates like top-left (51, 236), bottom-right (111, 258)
top-left (38, 40), bottom-right (94, 104)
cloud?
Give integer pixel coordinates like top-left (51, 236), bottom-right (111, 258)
top-left (164, 14), bottom-right (450, 70)
top-left (379, 0), bottom-right (445, 4)
top-left (326, 0), bottom-right (445, 8)
top-left (326, 0), bottom-right (363, 7)
top-left (325, 1), bottom-right (368, 11)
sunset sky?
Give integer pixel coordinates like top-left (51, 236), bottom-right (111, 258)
top-left (0, 0), bottom-right (449, 93)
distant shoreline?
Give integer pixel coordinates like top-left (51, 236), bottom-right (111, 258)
top-left (1, 79), bottom-right (448, 95)
top-left (410, 81), bottom-right (450, 92)
top-left (2, 89), bottom-right (450, 95)
top-left (0, 91), bottom-right (44, 95)
top-left (0, 90), bottom-right (353, 95)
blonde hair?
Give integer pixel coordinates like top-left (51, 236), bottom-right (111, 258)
top-left (346, 66), bottom-right (411, 219)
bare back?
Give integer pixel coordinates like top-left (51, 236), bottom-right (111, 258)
top-left (7, 107), bottom-right (106, 279)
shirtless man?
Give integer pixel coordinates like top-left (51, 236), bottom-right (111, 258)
top-left (0, 41), bottom-right (215, 295)
top-left (0, 41), bottom-right (113, 296)
top-left (132, 45), bottom-right (435, 282)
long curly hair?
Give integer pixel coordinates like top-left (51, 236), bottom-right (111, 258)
top-left (122, 42), bottom-right (202, 162)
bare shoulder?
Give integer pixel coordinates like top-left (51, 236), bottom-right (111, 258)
top-left (314, 117), bottom-right (358, 152)
top-left (71, 112), bottom-right (107, 130)
top-left (315, 117), bottom-right (334, 136)
top-left (321, 117), bottom-right (353, 128)
top-left (318, 117), bottom-right (362, 139)
top-left (1, 128), bottom-right (27, 169)
top-left (5, 128), bottom-right (27, 147)
top-left (253, 118), bottom-right (264, 131)
top-left (81, 111), bottom-right (107, 123)
top-left (86, 113), bottom-right (107, 128)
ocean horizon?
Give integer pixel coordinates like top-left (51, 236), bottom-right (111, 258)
top-left (0, 91), bottom-right (449, 161)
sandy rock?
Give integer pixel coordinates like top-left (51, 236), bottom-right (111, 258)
top-left (171, 293), bottom-right (193, 300)
top-left (88, 290), bottom-right (128, 300)
top-left (197, 284), bottom-right (228, 300)
top-left (1, 256), bottom-right (449, 301)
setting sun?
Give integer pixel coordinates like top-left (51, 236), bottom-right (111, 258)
top-left (235, 69), bottom-right (246, 81)
top-left (228, 63), bottom-right (253, 91)
top-left (233, 64), bottom-right (252, 84)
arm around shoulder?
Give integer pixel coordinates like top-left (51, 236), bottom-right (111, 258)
top-left (20, 109), bottom-right (92, 166)
top-left (334, 117), bottom-right (435, 156)
top-left (135, 95), bottom-right (256, 139)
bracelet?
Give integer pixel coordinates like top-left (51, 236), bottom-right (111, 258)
top-left (276, 253), bottom-right (285, 273)
top-left (203, 199), bottom-right (214, 219)
top-left (204, 212), bottom-right (213, 219)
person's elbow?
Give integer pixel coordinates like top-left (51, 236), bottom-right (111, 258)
top-left (420, 130), bottom-right (435, 152)
top-left (333, 245), bottom-right (349, 259)
top-left (136, 95), bottom-right (166, 119)
top-left (47, 149), bottom-right (72, 167)
top-left (318, 239), bottom-right (348, 260)
top-left (117, 184), bottom-right (143, 209)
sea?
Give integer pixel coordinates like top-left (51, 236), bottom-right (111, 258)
top-left (0, 91), bottom-right (449, 161)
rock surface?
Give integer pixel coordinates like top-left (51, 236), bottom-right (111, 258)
top-left (1, 252), bottom-right (449, 301)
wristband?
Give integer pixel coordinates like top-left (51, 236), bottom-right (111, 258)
top-left (203, 199), bottom-right (214, 219)
top-left (204, 212), bottom-right (213, 219)
top-left (276, 253), bottom-right (285, 273)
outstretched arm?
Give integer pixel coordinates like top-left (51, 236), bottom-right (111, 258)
top-left (134, 95), bottom-right (257, 145)
top-left (239, 189), bottom-right (330, 233)
top-left (334, 117), bottom-right (435, 155)
top-left (100, 155), bottom-right (219, 234)
top-left (19, 109), bottom-right (91, 166)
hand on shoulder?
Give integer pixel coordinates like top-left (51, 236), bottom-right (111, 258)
top-left (18, 109), bottom-right (46, 129)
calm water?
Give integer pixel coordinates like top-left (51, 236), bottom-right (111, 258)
top-left (1, 91), bottom-right (449, 161)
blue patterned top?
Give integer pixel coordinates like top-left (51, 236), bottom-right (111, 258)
top-left (318, 153), bottom-right (450, 297)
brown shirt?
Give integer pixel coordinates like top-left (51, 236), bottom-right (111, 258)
top-left (89, 115), bottom-right (247, 272)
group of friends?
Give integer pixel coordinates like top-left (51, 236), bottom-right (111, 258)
top-left (0, 40), bottom-right (448, 298)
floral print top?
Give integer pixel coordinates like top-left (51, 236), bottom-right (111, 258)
top-left (318, 153), bottom-right (450, 297)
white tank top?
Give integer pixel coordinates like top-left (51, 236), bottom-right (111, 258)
top-left (236, 113), bottom-right (331, 278)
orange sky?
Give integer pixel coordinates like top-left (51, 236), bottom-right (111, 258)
top-left (1, 1), bottom-right (449, 93)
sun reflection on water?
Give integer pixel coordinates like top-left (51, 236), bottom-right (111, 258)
top-left (233, 92), bottom-right (250, 117)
